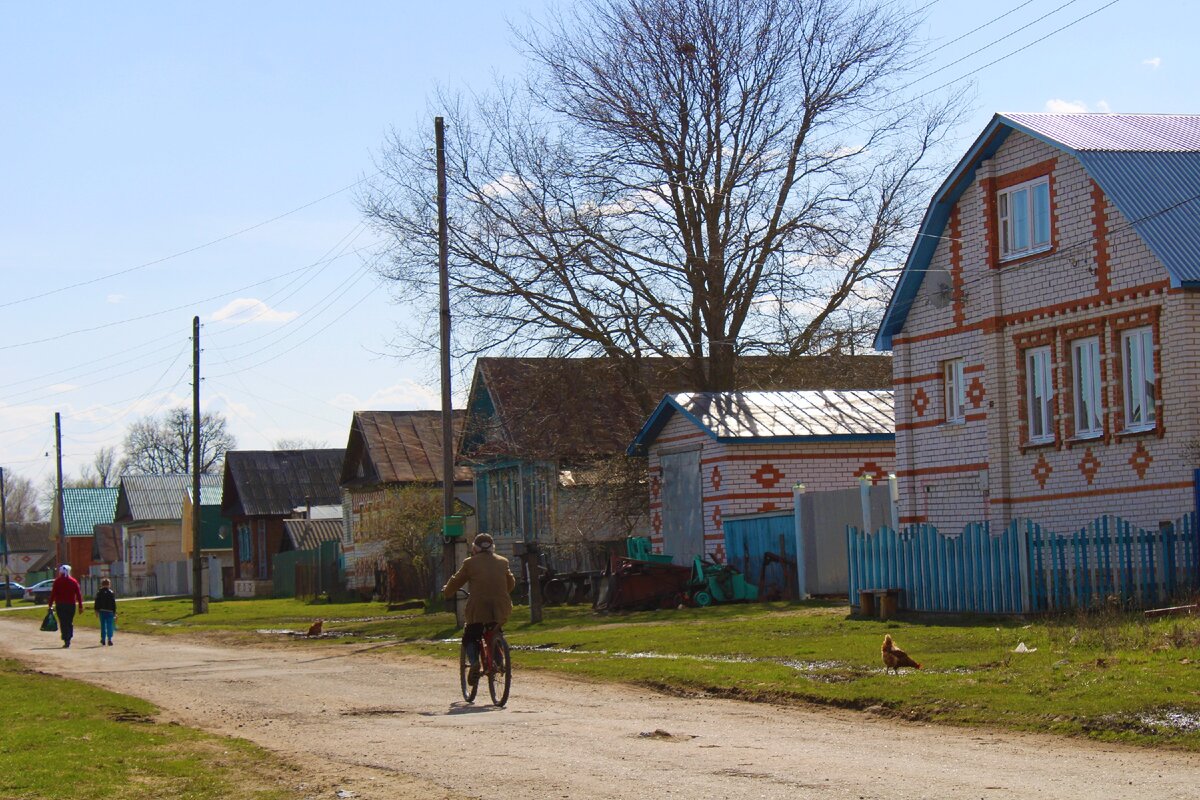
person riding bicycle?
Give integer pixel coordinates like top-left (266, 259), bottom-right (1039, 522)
top-left (442, 533), bottom-right (517, 687)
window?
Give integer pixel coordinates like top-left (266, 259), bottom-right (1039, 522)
top-left (237, 523), bottom-right (251, 561)
top-left (999, 177), bottom-right (1051, 259)
top-left (1122, 327), bottom-right (1156, 429)
top-left (943, 359), bottom-right (965, 423)
top-left (131, 534), bottom-right (145, 565)
top-left (1071, 337), bottom-right (1103, 437)
top-left (1025, 346), bottom-right (1054, 443)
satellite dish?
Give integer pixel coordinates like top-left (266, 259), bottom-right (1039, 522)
top-left (929, 274), bottom-right (953, 308)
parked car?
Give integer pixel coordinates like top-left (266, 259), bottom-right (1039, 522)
top-left (24, 579), bottom-right (55, 604)
top-left (0, 581), bottom-right (26, 600)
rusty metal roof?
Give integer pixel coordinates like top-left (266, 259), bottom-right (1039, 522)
top-left (464, 356), bottom-right (893, 462)
top-left (117, 474), bottom-right (222, 523)
top-left (282, 518), bottom-right (344, 551)
top-left (629, 390), bottom-right (894, 454)
top-left (222, 449), bottom-right (346, 517)
top-left (341, 410), bottom-right (471, 488)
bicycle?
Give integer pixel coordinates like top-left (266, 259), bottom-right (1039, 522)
top-left (453, 592), bottom-right (512, 707)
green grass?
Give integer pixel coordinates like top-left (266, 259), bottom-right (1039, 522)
top-left (0, 658), bottom-right (307, 800)
top-left (15, 596), bottom-right (1200, 749)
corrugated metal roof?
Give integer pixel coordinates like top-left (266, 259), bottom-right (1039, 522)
top-left (222, 449), bottom-right (346, 517)
top-left (1002, 113), bottom-right (1200, 152)
top-left (186, 484), bottom-right (224, 506)
top-left (118, 474), bottom-right (222, 523)
top-left (282, 518), bottom-right (343, 551)
top-left (341, 410), bottom-right (471, 487)
top-left (629, 390), bottom-right (894, 454)
top-left (61, 487), bottom-right (119, 536)
top-left (877, 113), bottom-right (1200, 349)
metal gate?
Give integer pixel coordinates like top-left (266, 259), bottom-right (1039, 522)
top-left (659, 448), bottom-right (703, 565)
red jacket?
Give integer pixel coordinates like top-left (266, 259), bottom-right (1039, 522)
top-left (49, 574), bottom-right (83, 609)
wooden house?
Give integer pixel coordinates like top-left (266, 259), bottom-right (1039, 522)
top-left (339, 410), bottom-right (473, 597)
top-left (60, 486), bottom-right (118, 576)
top-left (220, 449), bottom-right (345, 597)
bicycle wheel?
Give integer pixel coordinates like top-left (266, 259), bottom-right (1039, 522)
top-left (487, 633), bottom-right (512, 707)
top-left (459, 639), bottom-right (478, 702)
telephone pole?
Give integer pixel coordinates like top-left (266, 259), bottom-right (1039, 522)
top-left (436, 116), bottom-right (460, 616)
top-left (191, 316), bottom-right (206, 614)
top-left (54, 412), bottom-right (64, 567)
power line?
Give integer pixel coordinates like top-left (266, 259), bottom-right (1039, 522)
top-left (0, 172), bottom-right (380, 312)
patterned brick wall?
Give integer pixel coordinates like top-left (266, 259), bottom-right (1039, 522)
top-left (647, 413), bottom-right (895, 561)
top-left (892, 130), bottom-right (1199, 532)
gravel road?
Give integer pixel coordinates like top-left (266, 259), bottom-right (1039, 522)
top-left (3, 618), bottom-right (1198, 800)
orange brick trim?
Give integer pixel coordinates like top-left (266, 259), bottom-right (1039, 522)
top-left (893, 371), bottom-right (944, 386)
top-left (989, 158), bottom-right (1059, 269)
top-left (705, 490), bottom-right (795, 503)
top-left (1013, 326), bottom-right (1061, 453)
top-left (699, 452), bottom-right (895, 465)
top-left (895, 462), bottom-right (989, 478)
top-left (898, 515), bottom-right (927, 524)
top-left (964, 363), bottom-right (985, 374)
top-left (1091, 180), bottom-right (1111, 295)
top-left (980, 176), bottom-right (998, 269)
top-left (897, 412), bottom-right (986, 432)
top-left (891, 281), bottom-right (1170, 347)
top-left (949, 206), bottom-right (965, 326)
top-left (989, 479), bottom-right (1192, 505)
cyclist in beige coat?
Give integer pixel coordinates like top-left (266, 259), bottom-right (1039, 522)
top-left (443, 533), bottom-right (517, 685)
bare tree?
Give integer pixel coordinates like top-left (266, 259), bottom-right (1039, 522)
top-left (362, 0), bottom-right (961, 392)
top-left (74, 447), bottom-right (119, 488)
top-left (274, 438), bottom-right (329, 450)
top-left (121, 408), bottom-right (236, 475)
top-left (2, 470), bottom-right (43, 523)
top-left (358, 486), bottom-right (460, 600)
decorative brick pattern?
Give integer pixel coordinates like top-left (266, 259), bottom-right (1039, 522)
top-left (1078, 448), bottom-right (1101, 485)
top-left (912, 387), bottom-right (929, 416)
top-left (651, 511), bottom-right (662, 535)
top-left (758, 502), bottom-right (778, 513)
top-left (650, 475), bottom-right (661, 500)
top-left (967, 376), bottom-right (986, 408)
top-left (1032, 454), bottom-right (1053, 489)
top-left (853, 462), bottom-right (889, 483)
top-left (751, 463), bottom-right (784, 489)
top-left (711, 505), bottom-right (722, 530)
top-left (710, 466), bottom-right (722, 491)
top-left (1129, 442), bottom-right (1152, 479)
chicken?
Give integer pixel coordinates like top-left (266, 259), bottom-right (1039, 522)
top-left (881, 633), bottom-right (921, 674)
top-left (306, 619), bottom-right (324, 638)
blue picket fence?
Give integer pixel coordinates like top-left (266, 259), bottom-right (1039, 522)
top-left (847, 512), bottom-right (1199, 614)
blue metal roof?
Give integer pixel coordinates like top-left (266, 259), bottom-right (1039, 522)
top-left (628, 390), bottom-right (894, 456)
top-left (876, 113), bottom-right (1200, 350)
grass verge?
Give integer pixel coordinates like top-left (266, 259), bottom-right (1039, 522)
top-left (0, 657), bottom-right (312, 800)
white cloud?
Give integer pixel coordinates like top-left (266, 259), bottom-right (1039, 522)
top-left (330, 381), bottom-right (440, 411)
top-left (1095, 100), bottom-right (1112, 113)
top-left (1045, 99), bottom-right (1090, 114)
top-left (106, 293), bottom-right (125, 304)
top-left (1143, 57), bottom-right (1162, 69)
top-left (208, 298), bottom-right (299, 325)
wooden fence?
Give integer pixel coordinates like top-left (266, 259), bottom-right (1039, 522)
top-left (847, 513), bottom-right (1199, 614)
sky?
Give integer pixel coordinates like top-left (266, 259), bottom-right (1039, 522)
top-left (1, 0), bottom-right (1196, 491)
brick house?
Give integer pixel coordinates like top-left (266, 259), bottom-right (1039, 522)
top-left (629, 391), bottom-right (894, 564)
top-left (876, 113), bottom-right (1200, 533)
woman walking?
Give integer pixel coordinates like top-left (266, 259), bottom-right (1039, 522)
top-left (47, 564), bottom-right (84, 648)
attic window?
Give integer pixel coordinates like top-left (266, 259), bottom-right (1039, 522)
top-left (998, 177), bottom-right (1051, 259)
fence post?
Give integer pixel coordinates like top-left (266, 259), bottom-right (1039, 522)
top-left (792, 483), bottom-right (808, 599)
top-left (859, 475), bottom-right (873, 534)
top-left (888, 473), bottom-right (900, 533)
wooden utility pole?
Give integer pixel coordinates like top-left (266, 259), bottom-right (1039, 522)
top-left (191, 316), bottom-right (206, 614)
top-left (1, 467), bottom-right (10, 608)
top-left (54, 412), bottom-right (64, 567)
top-left (436, 116), bottom-right (460, 615)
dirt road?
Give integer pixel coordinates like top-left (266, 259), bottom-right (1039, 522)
top-left (4, 618), bottom-right (1198, 800)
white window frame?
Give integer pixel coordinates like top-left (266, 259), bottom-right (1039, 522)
top-left (1121, 326), bottom-right (1156, 430)
top-left (1071, 337), bottom-right (1103, 438)
top-left (131, 533), bottom-right (146, 565)
top-left (998, 177), bottom-right (1052, 260)
top-left (1025, 345), bottom-right (1054, 444)
top-left (943, 358), bottom-right (966, 423)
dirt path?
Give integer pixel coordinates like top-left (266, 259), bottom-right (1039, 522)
top-left (4, 618), bottom-right (1199, 800)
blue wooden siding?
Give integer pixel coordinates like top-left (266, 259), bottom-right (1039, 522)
top-left (722, 514), bottom-right (796, 599)
top-left (848, 513), bottom-right (1200, 614)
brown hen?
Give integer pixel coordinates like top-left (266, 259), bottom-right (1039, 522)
top-left (881, 633), bottom-right (921, 674)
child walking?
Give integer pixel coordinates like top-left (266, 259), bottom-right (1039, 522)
top-left (94, 578), bottom-right (117, 646)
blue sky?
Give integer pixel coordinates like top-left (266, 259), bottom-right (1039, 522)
top-left (0, 0), bottom-right (1192, 487)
